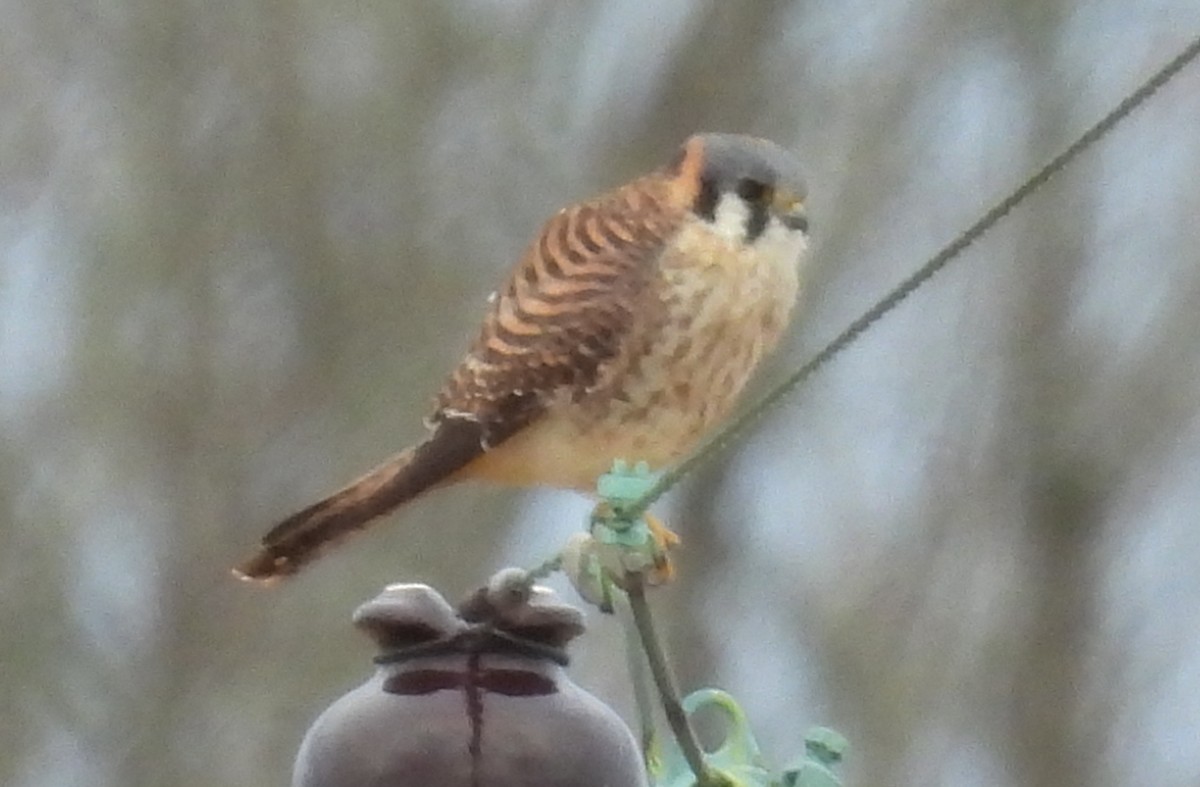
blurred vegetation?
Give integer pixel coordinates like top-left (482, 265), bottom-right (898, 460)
top-left (3, 1), bottom-right (1200, 786)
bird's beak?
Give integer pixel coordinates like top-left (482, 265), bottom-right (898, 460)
top-left (773, 190), bottom-right (808, 233)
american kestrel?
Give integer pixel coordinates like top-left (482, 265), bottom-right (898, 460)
top-left (235, 133), bottom-right (810, 583)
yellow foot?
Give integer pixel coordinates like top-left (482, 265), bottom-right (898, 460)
top-left (644, 513), bottom-right (681, 585)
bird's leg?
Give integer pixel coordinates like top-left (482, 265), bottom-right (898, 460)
top-left (642, 513), bottom-right (681, 584)
top-left (561, 458), bottom-right (688, 612)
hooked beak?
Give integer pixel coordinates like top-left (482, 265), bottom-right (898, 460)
top-left (773, 190), bottom-right (808, 233)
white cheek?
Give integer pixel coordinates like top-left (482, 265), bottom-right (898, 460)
top-left (710, 193), bottom-right (753, 244)
top-left (708, 195), bottom-right (809, 269)
top-left (758, 216), bottom-right (810, 271)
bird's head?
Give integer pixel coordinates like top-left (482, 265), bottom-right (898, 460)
top-left (669, 132), bottom-right (809, 248)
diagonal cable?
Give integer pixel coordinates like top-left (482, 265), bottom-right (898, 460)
top-left (620, 32), bottom-right (1200, 520)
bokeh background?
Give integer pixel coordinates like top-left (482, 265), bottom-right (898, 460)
top-left (5, 2), bottom-right (1200, 785)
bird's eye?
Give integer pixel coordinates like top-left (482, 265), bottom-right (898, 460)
top-left (736, 178), bottom-right (771, 203)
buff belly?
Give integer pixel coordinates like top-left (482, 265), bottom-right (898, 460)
top-left (463, 216), bottom-right (807, 492)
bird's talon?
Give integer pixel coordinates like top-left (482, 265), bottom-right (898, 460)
top-left (647, 554), bottom-right (675, 586)
top-left (644, 512), bottom-right (682, 547)
top-left (644, 513), bottom-right (680, 584)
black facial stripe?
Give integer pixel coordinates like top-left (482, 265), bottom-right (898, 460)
top-left (693, 177), bottom-right (719, 221)
top-left (745, 200), bottom-right (769, 242)
top-left (737, 178), bottom-right (768, 203)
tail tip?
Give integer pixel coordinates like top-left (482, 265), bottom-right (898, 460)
top-left (231, 551), bottom-right (293, 587)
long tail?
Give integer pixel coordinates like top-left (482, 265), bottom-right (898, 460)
top-left (233, 417), bottom-right (486, 584)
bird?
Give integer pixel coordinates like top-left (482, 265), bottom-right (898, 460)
top-left (234, 132), bottom-right (810, 584)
